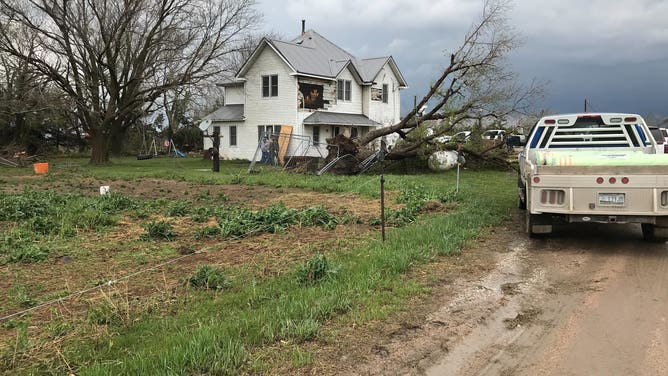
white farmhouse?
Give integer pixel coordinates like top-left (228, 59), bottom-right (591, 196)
top-left (201, 25), bottom-right (408, 161)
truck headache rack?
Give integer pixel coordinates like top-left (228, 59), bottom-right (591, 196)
top-left (530, 123), bottom-right (651, 149)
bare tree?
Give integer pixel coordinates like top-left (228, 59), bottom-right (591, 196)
top-left (0, 0), bottom-right (259, 164)
top-left (353, 0), bottom-right (543, 161)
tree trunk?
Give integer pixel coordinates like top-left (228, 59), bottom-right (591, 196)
top-left (90, 132), bottom-right (112, 165)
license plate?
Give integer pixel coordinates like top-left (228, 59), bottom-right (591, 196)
top-left (598, 193), bottom-right (625, 205)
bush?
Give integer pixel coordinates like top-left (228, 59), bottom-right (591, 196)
top-left (140, 221), bottom-right (176, 241)
top-left (188, 265), bottom-right (230, 290)
top-left (296, 254), bottom-right (337, 286)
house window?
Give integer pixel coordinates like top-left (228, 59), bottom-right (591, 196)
top-left (337, 79), bottom-right (351, 101)
top-left (262, 75), bottom-right (278, 97)
top-left (333, 126), bottom-right (340, 136)
top-left (229, 126), bottom-right (237, 146)
top-left (213, 126), bottom-right (221, 136)
top-left (258, 125), bottom-right (281, 140)
top-left (382, 84), bottom-right (388, 103)
top-left (312, 126), bottom-right (320, 145)
top-left (351, 127), bottom-right (358, 138)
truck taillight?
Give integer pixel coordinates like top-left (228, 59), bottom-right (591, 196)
top-left (596, 177), bottom-right (604, 184)
top-left (662, 191), bottom-right (668, 207)
top-left (609, 177), bottom-right (616, 184)
top-left (533, 177), bottom-right (540, 183)
top-left (664, 144), bottom-right (668, 154)
top-left (621, 177), bottom-right (629, 184)
top-left (540, 189), bottom-right (565, 205)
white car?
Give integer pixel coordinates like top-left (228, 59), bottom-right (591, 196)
top-left (482, 129), bottom-right (505, 140)
top-left (451, 131), bottom-right (471, 143)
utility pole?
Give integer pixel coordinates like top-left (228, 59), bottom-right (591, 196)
top-left (584, 98), bottom-right (588, 112)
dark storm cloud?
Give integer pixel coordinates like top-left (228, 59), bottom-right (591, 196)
top-left (257, 0), bottom-right (668, 118)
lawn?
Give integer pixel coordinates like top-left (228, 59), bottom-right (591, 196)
top-left (0, 156), bottom-right (516, 375)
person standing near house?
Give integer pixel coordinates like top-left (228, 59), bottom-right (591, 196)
top-left (269, 134), bottom-right (279, 166)
top-left (260, 136), bottom-right (270, 164)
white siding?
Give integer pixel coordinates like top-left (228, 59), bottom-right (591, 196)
top-left (224, 86), bottom-right (244, 105)
top-left (330, 67), bottom-right (363, 114)
top-left (368, 63), bottom-right (402, 126)
top-left (203, 122), bottom-right (245, 160)
top-left (217, 45), bottom-right (298, 160)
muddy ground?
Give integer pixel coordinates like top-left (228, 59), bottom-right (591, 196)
top-left (314, 211), bottom-right (668, 376)
top-left (4, 174), bottom-right (667, 375)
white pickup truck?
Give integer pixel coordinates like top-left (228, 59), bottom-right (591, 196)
top-left (518, 113), bottom-right (668, 240)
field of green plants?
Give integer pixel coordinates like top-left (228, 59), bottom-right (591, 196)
top-left (0, 156), bottom-right (515, 375)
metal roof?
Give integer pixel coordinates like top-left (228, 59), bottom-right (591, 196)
top-left (302, 111), bottom-right (381, 127)
top-left (238, 30), bottom-right (407, 87)
top-left (201, 104), bottom-right (244, 122)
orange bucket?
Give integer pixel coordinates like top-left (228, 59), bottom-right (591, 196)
top-left (33, 162), bottom-right (49, 174)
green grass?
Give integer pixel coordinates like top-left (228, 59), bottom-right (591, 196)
top-left (0, 157), bottom-right (516, 375)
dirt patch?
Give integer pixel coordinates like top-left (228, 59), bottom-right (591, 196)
top-left (2, 177), bottom-right (394, 222)
top-left (502, 308), bottom-right (542, 329)
top-left (298, 219), bottom-right (525, 376)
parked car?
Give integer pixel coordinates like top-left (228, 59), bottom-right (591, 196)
top-left (648, 127), bottom-right (667, 154)
top-left (450, 131), bottom-right (471, 143)
top-left (482, 129), bottom-right (506, 141)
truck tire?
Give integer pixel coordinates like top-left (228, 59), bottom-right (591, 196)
top-left (641, 223), bottom-right (666, 242)
top-left (642, 224), bottom-right (655, 241)
top-left (526, 212), bottom-right (538, 237)
top-left (517, 176), bottom-right (527, 210)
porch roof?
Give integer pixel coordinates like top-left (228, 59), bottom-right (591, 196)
top-left (201, 104), bottom-right (244, 122)
top-left (302, 111), bottom-right (381, 127)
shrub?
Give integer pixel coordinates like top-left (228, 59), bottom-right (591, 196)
top-left (140, 221), bottom-right (176, 241)
top-left (296, 254), bottom-right (337, 286)
top-left (188, 265), bottom-right (230, 290)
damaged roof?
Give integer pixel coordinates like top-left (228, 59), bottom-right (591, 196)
top-left (237, 30), bottom-right (407, 87)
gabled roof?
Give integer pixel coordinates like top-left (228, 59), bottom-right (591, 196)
top-left (202, 104), bottom-right (244, 122)
top-left (302, 111), bottom-right (381, 127)
top-left (236, 30), bottom-right (407, 87)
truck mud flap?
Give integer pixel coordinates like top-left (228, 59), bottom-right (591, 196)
top-left (526, 213), bottom-right (556, 236)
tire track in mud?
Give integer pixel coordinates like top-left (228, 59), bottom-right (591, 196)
top-left (342, 217), bottom-right (668, 376)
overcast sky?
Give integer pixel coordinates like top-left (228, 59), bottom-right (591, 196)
top-left (255, 0), bottom-right (668, 121)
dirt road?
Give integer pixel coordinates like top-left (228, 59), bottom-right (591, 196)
top-left (349, 214), bottom-right (668, 375)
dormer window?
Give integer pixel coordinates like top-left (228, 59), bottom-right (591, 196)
top-left (262, 75), bottom-right (278, 97)
top-left (337, 79), bottom-right (351, 101)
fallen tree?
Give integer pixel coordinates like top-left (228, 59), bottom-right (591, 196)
top-left (328, 0), bottom-right (543, 170)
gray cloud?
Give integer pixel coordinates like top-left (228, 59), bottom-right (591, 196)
top-left (256, 0), bottom-right (668, 119)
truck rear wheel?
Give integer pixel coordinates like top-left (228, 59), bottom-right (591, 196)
top-left (642, 223), bottom-right (668, 242)
top-left (642, 224), bottom-right (656, 241)
top-left (517, 176), bottom-right (527, 210)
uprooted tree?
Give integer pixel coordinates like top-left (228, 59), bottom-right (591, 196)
top-left (0, 0), bottom-right (258, 165)
top-left (332, 0), bottom-right (543, 169)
